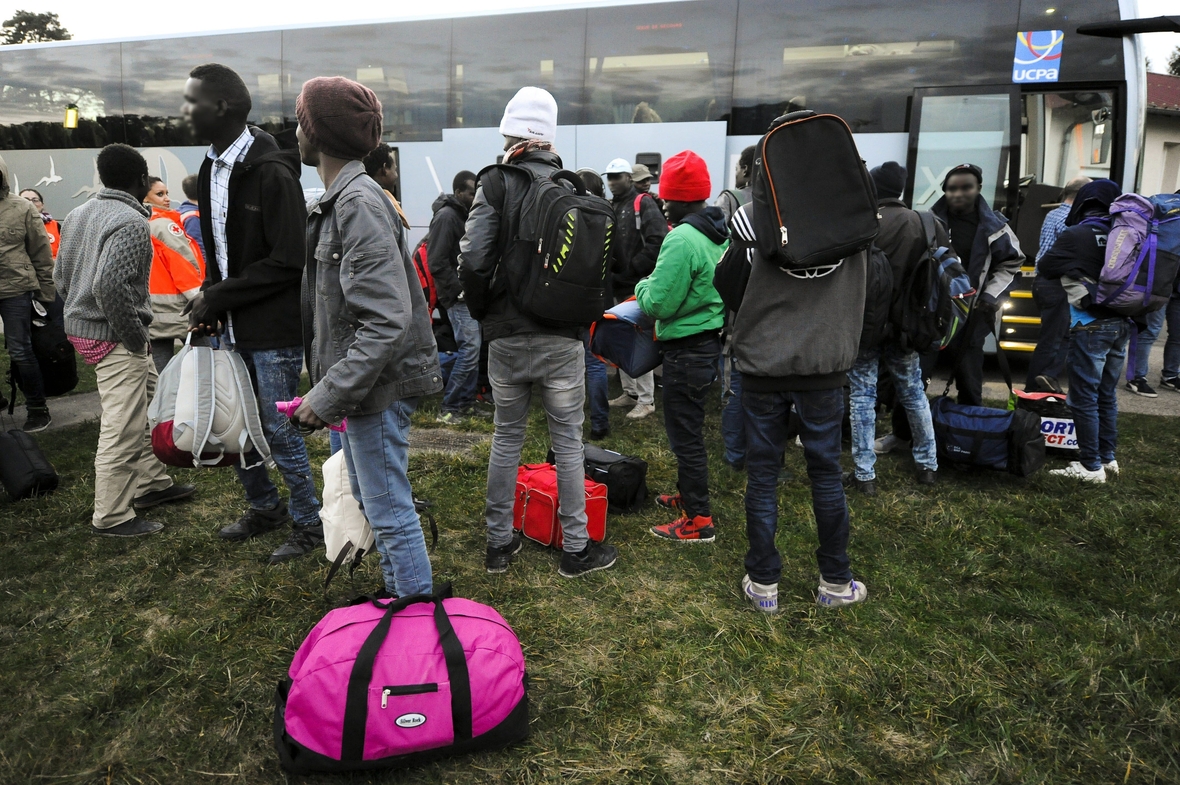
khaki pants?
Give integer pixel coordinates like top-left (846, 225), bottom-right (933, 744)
top-left (92, 344), bottom-right (173, 528)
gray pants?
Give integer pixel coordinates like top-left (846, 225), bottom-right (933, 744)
top-left (485, 333), bottom-right (588, 553)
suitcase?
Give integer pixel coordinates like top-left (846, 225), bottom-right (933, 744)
top-left (0, 429), bottom-right (59, 500)
top-left (546, 444), bottom-right (648, 514)
top-left (750, 110), bottom-right (878, 271)
top-left (512, 464), bottom-right (607, 549)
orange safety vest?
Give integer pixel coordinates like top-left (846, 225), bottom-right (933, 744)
top-left (44, 218), bottom-right (60, 259)
top-left (148, 207), bottom-right (206, 340)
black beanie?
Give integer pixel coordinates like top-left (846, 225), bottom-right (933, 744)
top-left (870, 162), bottom-right (906, 199)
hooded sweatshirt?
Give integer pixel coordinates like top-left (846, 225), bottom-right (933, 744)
top-left (727, 203), bottom-right (867, 391)
top-left (0, 154), bottom-right (55, 302)
top-left (197, 126), bottom-right (307, 350)
top-left (426, 193), bottom-right (469, 309)
top-left (634, 206), bottom-right (729, 343)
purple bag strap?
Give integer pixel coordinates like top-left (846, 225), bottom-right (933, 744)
top-left (340, 584), bottom-right (472, 761)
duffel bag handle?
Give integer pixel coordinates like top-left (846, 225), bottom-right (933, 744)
top-left (340, 583), bottom-right (472, 761)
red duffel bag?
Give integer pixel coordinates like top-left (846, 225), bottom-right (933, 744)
top-left (512, 464), bottom-right (607, 549)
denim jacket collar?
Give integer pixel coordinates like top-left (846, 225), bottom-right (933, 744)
top-left (312, 160), bottom-right (369, 214)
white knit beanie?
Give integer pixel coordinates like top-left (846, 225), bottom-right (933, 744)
top-left (499, 86), bottom-right (558, 142)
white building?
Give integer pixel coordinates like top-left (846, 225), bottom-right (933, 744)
top-left (1142, 71), bottom-right (1180, 195)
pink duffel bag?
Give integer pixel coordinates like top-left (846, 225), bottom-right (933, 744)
top-left (274, 585), bottom-right (529, 772)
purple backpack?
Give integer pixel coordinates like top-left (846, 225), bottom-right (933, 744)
top-left (1099, 194), bottom-right (1180, 316)
top-left (275, 587), bottom-right (528, 773)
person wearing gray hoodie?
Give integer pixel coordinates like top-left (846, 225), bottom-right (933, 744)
top-left (719, 201), bottom-right (868, 613)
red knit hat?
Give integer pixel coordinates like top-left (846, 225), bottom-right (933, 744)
top-left (659, 150), bottom-right (711, 202)
top-left (296, 76), bottom-right (383, 160)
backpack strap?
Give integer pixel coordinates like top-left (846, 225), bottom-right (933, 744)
top-left (224, 349), bottom-right (274, 470)
top-left (340, 588), bottom-right (473, 762)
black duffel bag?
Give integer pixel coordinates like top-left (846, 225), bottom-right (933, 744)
top-left (547, 444), bottom-right (648, 513)
top-left (0, 429), bottom-right (59, 500)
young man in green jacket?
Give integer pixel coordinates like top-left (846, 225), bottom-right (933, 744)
top-left (635, 150), bottom-right (729, 543)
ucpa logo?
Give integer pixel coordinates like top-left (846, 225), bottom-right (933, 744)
top-left (1013, 30), bottom-right (1063, 84)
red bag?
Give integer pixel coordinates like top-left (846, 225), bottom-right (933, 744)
top-left (512, 464), bottom-right (607, 549)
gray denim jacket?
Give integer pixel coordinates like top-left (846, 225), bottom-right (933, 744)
top-left (302, 161), bottom-right (441, 423)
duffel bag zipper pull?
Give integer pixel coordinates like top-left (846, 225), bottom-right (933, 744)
top-left (780, 226), bottom-right (789, 246)
top-left (382, 688), bottom-right (392, 709)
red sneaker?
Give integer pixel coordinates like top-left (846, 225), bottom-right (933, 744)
top-left (650, 515), bottom-right (716, 543)
top-left (655, 493), bottom-right (683, 512)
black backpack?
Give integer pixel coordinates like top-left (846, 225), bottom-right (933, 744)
top-left (892, 212), bottom-right (975, 354)
top-left (0, 429), bottom-right (58, 500)
top-left (8, 306), bottom-right (78, 413)
top-left (750, 111), bottom-right (878, 272)
top-left (547, 443), bottom-right (648, 514)
top-left (482, 164), bottom-right (614, 327)
top-left (858, 245), bottom-right (894, 352)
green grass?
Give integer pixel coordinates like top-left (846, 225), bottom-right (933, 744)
top-left (1, 381), bottom-right (1178, 784)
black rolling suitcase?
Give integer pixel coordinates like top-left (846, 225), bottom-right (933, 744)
top-left (750, 110), bottom-right (879, 271)
top-left (0, 429), bottom-right (59, 500)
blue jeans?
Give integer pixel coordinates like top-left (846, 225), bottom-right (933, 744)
top-left (232, 346), bottom-right (321, 527)
top-left (1162, 295), bottom-right (1180, 380)
top-left (584, 335), bottom-right (609, 432)
top-left (340, 398), bottom-right (432, 596)
top-left (441, 302), bottom-right (480, 414)
top-left (1132, 307), bottom-right (1166, 380)
top-left (848, 345), bottom-right (937, 480)
top-left (744, 388), bottom-right (852, 585)
top-left (721, 357), bottom-right (746, 467)
top-left (662, 336), bottom-right (720, 519)
top-left (0, 292), bottom-right (46, 407)
top-left (486, 334), bottom-right (588, 553)
top-left (1066, 319), bottom-right (1129, 471)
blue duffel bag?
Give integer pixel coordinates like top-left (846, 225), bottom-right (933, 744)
top-left (589, 299), bottom-right (662, 378)
top-left (930, 396), bottom-right (1045, 477)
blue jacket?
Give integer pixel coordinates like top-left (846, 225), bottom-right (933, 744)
top-left (178, 200), bottom-right (203, 251)
top-left (931, 194), bottom-right (1025, 305)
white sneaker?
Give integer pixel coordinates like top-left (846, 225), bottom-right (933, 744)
top-left (742, 574), bottom-right (779, 614)
top-left (608, 393), bottom-right (636, 408)
top-left (874, 434), bottom-right (910, 455)
top-left (1102, 460), bottom-right (1119, 477)
top-left (626, 402), bottom-right (656, 420)
top-left (1049, 461), bottom-right (1106, 483)
top-left (817, 578), bottom-right (868, 608)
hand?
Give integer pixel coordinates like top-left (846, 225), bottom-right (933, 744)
top-left (185, 292), bottom-right (220, 335)
top-left (292, 398), bottom-right (330, 431)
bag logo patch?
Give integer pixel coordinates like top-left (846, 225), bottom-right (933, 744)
top-left (395, 713), bottom-right (427, 728)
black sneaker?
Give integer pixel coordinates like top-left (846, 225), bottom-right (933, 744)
top-left (133, 483), bottom-right (196, 509)
top-left (22, 407), bottom-right (51, 433)
top-left (589, 427), bottom-right (610, 441)
top-left (1126, 377), bottom-right (1158, 398)
top-left (92, 517), bottom-right (163, 537)
top-left (558, 542), bottom-right (618, 578)
top-left (218, 501), bottom-right (290, 541)
top-left (916, 468), bottom-right (937, 486)
top-left (1034, 374), bottom-right (1064, 394)
top-left (842, 472), bottom-right (878, 497)
top-left (269, 524), bottom-right (325, 565)
top-left (486, 532), bottom-right (524, 574)
top-left (1160, 376), bottom-right (1180, 393)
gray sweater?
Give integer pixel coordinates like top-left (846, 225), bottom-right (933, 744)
top-left (54, 189), bottom-right (154, 353)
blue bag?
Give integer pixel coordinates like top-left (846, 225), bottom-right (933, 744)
top-left (930, 396), bottom-right (1045, 477)
top-left (589, 299), bottom-right (662, 378)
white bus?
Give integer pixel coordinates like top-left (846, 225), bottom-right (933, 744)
top-left (0, 0), bottom-right (1159, 351)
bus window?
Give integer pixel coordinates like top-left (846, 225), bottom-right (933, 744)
top-left (1022, 91), bottom-right (1116, 188)
top-left (282, 20), bottom-right (450, 142)
top-left (0, 43), bottom-right (124, 149)
top-left (732, 0), bottom-right (1020, 135)
top-left (584, 0), bottom-right (736, 126)
top-left (122, 32), bottom-right (283, 146)
top-left (452, 11), bottom-right (586, 129)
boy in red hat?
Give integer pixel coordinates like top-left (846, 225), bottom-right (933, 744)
top-left (635, 150), bottom-right (729, 542)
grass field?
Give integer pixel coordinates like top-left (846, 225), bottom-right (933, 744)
top-left (1, 380), bottom-right (1178, 785)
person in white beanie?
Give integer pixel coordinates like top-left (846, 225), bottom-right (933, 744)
top-left (458, 86), bottom-right (619, 580)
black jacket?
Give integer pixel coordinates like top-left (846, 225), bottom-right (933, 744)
top-left (457, 149), bottom-right (580, 342)
top-left (425, 194), bottom-right (468, 309)
top-left (198, 126), bottom-right (307, 350)
top-left (876, 198), bottom-right (950, 301)
top-left (611, 185), bottom-right (668, 298)
top-left (1037, 220), bottom-right (1126, 322)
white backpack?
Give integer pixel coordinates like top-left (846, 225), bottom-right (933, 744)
top-left (322, 450), bottom-right (375, 588)
top-left (149, 336), bottom-right (272, 469)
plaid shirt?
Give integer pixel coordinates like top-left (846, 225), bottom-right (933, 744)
top-left (207, 127), bottom-right (254, 342)
top-left (1036, 202), bottom-right (1071, 267)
